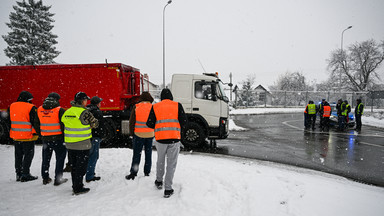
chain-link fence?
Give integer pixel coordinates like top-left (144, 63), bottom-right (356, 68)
top-left (231, 89), bottom-right (384, 111)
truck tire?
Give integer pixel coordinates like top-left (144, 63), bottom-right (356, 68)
top-left (0, 121), bottom-right (10, 144)
top-left (181, 122), bottom-right (206, 147)
top-left (102, 118), bottom-right (117, 147)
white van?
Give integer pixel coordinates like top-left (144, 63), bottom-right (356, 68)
top-left (171, 73), bottom-right (229, 147)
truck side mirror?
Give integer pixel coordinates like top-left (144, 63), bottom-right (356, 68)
top-left (223, 96), bottom-right (229, 103)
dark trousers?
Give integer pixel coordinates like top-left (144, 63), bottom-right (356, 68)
top-left (356, 114), bottom-right (362, 130)
top-left (41, 140), bottom-right (67, 180)
top-left (130, 135), bottom-right (153, 175)
top-left (322, 117), bottom-right (330, 131)
top-left (306, 114), bottom-right (316, 129)
top-left (68, 149), bottom-right (89, 191)
top-left (86, 137), bottom-right (101, 181)
top-left (14, 141), bottom-right (35, 177)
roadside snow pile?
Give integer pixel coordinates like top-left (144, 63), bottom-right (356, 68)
top-left (363, 110), bottom-right (384, 128)
top-left (229, 118), bottom-right (247, 131)
top-left (1, 145), bottom-right (384, 216)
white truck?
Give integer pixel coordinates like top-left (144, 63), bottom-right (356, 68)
top-left (171, 73), bottom-right (230, 147)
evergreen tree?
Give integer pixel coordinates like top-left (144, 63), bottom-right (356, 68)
top-left (2, 0), bottom-right (60, 65)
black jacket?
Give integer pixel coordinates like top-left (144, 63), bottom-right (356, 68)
top-left (146, 89), bottom-right (187, 144)
top-left (86, 104), bottom-right (106, 138)
top-left (40, 97), bottom-right (66, 141)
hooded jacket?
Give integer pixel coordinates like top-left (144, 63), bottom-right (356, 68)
top-left (38, 97), bottom-right (66, 141)
top-left (146, 89), bottom-right (187, 144)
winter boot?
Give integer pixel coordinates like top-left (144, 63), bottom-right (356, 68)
top-left (54, 178), bottom-right (68, 186)
top-left (43, 177), bottom-right (52, 185)
top-left (155, 180), bottom-right (163, 189)
top-left (164, 189), bottom-right (174, 198)
top-left (73, 187), bottom-right (90, 195)
top-left (125, 173), bottom-right (136, 180)
top-left (21, 175), bottom-right (38, 182)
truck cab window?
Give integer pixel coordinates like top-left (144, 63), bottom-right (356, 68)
top-left (195, 82), bottom-right (215, 101)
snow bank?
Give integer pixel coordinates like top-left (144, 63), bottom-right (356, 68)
top-left (1, 145), bottom-right (383, 216)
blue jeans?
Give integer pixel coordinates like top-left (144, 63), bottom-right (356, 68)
top-left (130, 135), bottom-right (153, 175)
top-left (86, 137), bottom-right (101, 181)
top-left (41, 140), bottom-right (67, 180)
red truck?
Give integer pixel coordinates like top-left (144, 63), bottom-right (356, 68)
top-left (0, 63), bottom-right (147, 145)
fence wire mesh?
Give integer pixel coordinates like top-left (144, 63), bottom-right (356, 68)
top-left (231, 89), bottom-right (384, 111)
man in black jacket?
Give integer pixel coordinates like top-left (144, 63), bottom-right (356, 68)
top-left (85, 96), bottom-right (105, 182)
top-left (146, 89), bottom-right (187, 198)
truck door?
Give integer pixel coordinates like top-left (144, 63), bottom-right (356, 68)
top-left (192, 80), bottom-right (221, 128)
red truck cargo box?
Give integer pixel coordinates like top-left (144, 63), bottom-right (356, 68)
top-left (0, 63), bottom-right (143, 111)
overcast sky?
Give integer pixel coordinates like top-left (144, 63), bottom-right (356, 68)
top-left (1, 0), bottom-right (383, 88)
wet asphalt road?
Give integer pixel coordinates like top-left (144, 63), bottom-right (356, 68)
top-left (215, 113), bottom-right (384, 187)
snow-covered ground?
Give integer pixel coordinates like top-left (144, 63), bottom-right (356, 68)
top-left (229, 107), bottom-right (384, 129)
top-left (0, 144), bottom-right (383, 216)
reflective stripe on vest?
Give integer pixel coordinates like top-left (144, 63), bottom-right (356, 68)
top-left (357, 103), bottom-right (364, 115)
top-left (61, 106), bottom-right (92, 143)
top-left (323, 106), bottom-right (331, 117)
top-left (308, 104), bottom-right (316, 115)
top-left (134, 102), bottom-right (154, 133)
top-left (9, 102), bottom-right (36, 139)
top-left (38, 106), bottom-right (62, 136)
top-left (342, 104), bottom-right (350, 116)
top-left (153, 99), bottom-right (181, 140)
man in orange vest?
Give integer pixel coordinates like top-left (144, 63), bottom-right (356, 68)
top-left (38, 92), bottom-right (68, 186)
top-left (322, 101), bottom-right (332, 132)
top-left (146, 89), bottom-right (187, 198)
top-left (126, 92), bottom-right (155, 180)
top-left (8, 91), bottom-right (40, 182)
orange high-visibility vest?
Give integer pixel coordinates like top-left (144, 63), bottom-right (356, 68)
top-left (37, 106), bottom-right (62, 136)
top-left (323, 105), bottom-right (331, 117)
top-left (9, 102), bottom-right (36, 140)
top-left (134, 102), bottom-right (154, 133)
top-left (153, 99), bottom-right (181, 140)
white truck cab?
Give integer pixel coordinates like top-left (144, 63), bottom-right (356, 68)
top-left (171, 73), bottom-right (229, 147)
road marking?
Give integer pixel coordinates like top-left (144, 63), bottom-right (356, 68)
top-left (282, 120), bottom-right (384, 147)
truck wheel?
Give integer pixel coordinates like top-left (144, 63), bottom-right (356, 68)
top-left (103, 118), bottom-right (117, 147)
top-left (0, 121), bottom-right (10, 144)
top-left (182, 122), bottom-right (206, 147)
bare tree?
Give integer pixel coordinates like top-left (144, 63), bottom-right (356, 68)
top-left (269, 71), bottom-right (313, 106)
top-left (327, 39), bottom-right (384, 91)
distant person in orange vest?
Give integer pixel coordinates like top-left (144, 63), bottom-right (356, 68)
top-left (322, 101), bottom-right (332, 132)
top-left (37, 92), bottom-right (68, 186)
top-left (126, 92), bottom-right (155, 180)
top-left (8, 91), bottom-right (40, 182)
top-left (146, 89), bottom-right (187, 198)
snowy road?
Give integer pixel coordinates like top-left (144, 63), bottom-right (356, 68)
top-left (218, 113), bottom-right (384, 187)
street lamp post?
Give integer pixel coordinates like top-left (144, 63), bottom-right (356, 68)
top-left (163, 0), bottom-right (172, 89)
top-left (339, 25), bottom-right (352, 92)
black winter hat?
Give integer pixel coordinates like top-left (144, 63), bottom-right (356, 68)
top-left (91, 96), bottom-right (103, 105)
top-left (160, 88), bottom-right (173, 101)
top-left (74, 92), bottom-right (90, 101)
top-left (48, 92), bottom-right (61, 101)
top-left (17, 91), bottom-right (33, 102)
